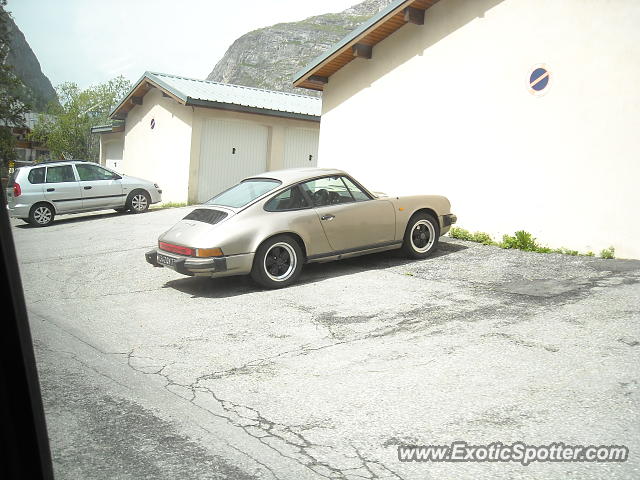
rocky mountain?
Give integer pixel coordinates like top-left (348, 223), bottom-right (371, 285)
top-left (206, 0), bottom-right (395, 96)
top-left (3, 10), bottom-right (57, 111)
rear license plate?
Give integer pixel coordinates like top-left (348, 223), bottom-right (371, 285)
top-left (157, 253), bottom-right (176, 267)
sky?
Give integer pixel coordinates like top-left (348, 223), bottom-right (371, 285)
top-left (9, 0), bottom-right (358, 90)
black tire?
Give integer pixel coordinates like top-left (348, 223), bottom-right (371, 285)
top-left (126, 190), bottom-right (150, 213)
top-left (402, 212), bottom-right (440, 259)
top-left (28, 202), bottom-right (55, 227)
top-left (251, 234), bottom-right (304, 289)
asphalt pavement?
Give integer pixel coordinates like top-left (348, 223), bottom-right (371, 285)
top-left (11, 208), bottom-right (640, 480)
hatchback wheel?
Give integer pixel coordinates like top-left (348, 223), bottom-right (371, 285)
top-left (402, 212), bottom-right (440, 259)
top-left (251, 235), bottom-right (303, 289)
top-left (29, 203), bottom-right (55, 227)
top-left (127, 190), bottom-right (150, 213)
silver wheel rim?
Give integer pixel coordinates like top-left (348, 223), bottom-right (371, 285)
top-left (264, 242), bottom-right (297, 282)
top-left (132, 194), bottom-right (148, 211)
top-left (33, 206), bottom-right (52, 225)
top-left (410, 219), bottom-right (435, 253)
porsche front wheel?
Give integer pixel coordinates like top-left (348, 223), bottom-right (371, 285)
top-left (402, 213), bottom-right (440, 259)
top-left (251, 235), bottom-right (303, 289)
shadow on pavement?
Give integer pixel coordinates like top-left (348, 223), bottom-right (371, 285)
top-left (13, 207), bottom-right (180, 228)
top-left (164, 241), bottom-right (469, 299)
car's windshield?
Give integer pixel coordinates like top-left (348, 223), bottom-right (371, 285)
top-left (205, 178), bottom-right (281, 208)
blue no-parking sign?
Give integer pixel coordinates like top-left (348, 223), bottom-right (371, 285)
top-left (529, 66), bottom-right (550, 95)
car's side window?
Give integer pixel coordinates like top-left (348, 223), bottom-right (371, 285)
top-left (45, 165), bottom-right (76, 183)
top-left (27, 167), bottom-right (45, 184)
top-left (301, 176), bottom-right (355, 207)
top-left (265, 186), bottom-right (310, 211)
top-left (341, 176), bottom-right (371, 202)
top-left (76, 164), bottom-right (117, 181)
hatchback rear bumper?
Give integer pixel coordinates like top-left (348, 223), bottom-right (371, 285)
top-left (8, 203), bottom-right (30, 219)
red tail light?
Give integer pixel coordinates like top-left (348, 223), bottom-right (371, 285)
top-left (13, 183), bottom-right (21, 197)
top-left (158, 242), bottom-right (194, 256)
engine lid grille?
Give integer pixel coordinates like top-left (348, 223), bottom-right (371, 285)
top-left (183, 209), bottom-right (228, 225)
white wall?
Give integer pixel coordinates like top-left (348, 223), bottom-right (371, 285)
top-left (121, 88), bottom-right (193, 203)
top-left (319, 0), bottom-right (640, 259)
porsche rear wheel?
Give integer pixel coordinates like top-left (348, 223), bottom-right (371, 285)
top-left (251, 235), bottom-right (303, 289)
top-left (402, 212), bottom-right (440, 259)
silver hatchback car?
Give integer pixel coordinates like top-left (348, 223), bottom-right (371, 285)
top-left (6, 161), bottom-right (162, 226)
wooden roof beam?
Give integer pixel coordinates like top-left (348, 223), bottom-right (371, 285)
top-left (404, 6), bottom-right (425, 25)
top-left (352, 43), bottom-right (373, 59)
top-left (131, 96), bottom-right (143, 105)
top-left (308, 75), bottom-right (329, 86)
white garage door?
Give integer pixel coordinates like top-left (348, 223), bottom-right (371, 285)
top-left (197, 119), bottom-right (269, 203)
top-left (105, 140), bottom-right (124, 172)
top-left (283, 127), bottom-right (319, 169)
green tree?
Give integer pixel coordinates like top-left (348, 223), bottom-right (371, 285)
top-left (30, 76), bottom-right (130, 161)
top-left (0, 0), bottom-right (31, 167)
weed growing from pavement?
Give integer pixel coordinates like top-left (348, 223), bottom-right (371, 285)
top-left (448, 227), bottom-right (616, 259)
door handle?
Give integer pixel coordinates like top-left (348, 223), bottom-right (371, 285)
top-left (84, 186), bottom-right (92, 190)
top-left (321, 214), bottom-right (335, 221)
top-left (46, 188), bottom-right (55, 192)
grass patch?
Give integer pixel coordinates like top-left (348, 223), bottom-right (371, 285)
top-left (448, 227), bottom-right (615, 259)
top-left (151, 201), bottom-right (188, 210)
top-left (448, 227), bottom-right (497, 245)
top-left (600, 247), bottom-right (615, 259)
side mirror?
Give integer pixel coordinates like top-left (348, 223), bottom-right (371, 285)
top-left (113, 174), bottom-right (122, 180)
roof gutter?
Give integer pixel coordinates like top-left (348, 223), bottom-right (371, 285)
top-left (185, 98), bottom-right (320, 122)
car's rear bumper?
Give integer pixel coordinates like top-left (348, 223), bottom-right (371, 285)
top-left (8, 203), bottom-right (31, 219)
top-left (145, 249), bottom-right (254, 277)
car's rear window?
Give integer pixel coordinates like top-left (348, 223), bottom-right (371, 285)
top-left (7, 168), bottom-right (20, 187)
top-left (28, 167), bottom-right (45, 184)
top-left (206, 179), bottom-right (281, 208)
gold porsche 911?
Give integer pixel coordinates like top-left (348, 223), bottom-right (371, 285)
top-left (145, 168), bottom-right (456, 288)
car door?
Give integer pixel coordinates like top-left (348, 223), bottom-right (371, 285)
top-left (301, 176), bottom-right (396, 252)
top-left (263, 185), bottom-right (333, 257)
top-left (74, 164), bottom-right (125, 209)
top-left (43, 165), bottom-right (83, 213)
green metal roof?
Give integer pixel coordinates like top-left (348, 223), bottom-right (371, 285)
top-left (110, 72), bottom-right (321, 121)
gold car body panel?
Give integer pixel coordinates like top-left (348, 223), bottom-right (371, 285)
top-left (156, 168), bottom-right (454, 277)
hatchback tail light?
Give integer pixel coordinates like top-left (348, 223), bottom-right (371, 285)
top-left (13, 183), bottom-right (21, 197)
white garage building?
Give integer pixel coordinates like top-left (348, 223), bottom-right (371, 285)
top-left (294, 0), bottom-right (640, 259)
top-left (96, 72), bottom-right (321, 204)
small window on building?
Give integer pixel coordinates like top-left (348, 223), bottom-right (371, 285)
top-left (265, 186), bottom-right (309, 211)
top-left (28, 167), bottom-right (45, 184)
top-left (46, 165), bottom-right (76, 183)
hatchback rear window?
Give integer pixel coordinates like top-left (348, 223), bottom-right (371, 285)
top-left (7, 168), bottom-right (20, 187)
top-left (28, 167), bottom-right (45, 184)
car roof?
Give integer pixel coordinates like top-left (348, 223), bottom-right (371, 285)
top-left (21, 160), bottom-right (89, 169)
top-left (245, 167), bottom-right (348, 185)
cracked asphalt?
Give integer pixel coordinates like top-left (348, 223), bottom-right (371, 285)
top-left (11, 207), bottom-right (640, 479)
